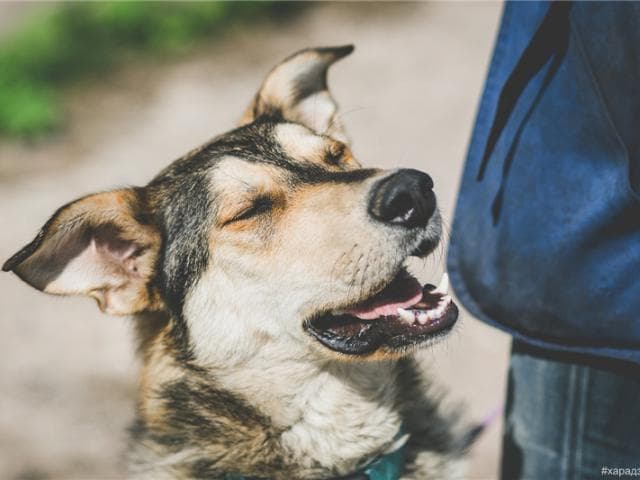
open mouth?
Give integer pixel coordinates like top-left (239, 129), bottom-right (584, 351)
top-left (306, 270), bottom-right (458, 356)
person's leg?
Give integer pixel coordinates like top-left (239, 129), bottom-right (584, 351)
top-left (501, 340), bottom-right (640, 480)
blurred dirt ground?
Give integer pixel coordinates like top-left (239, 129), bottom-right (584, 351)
top-left (0, 3), bottom-right (508, 479)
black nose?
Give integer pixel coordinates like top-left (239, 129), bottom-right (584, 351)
top-left (368, 169), bottom-right (436, 227)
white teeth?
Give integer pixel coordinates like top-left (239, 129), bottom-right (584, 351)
top-left (397, 308), bottom-right (415, 324)
top-left (398, 293), bottom-right (452, 326)
top-left (434, 296), bottom-right (449, 315)
top-left (434, 272), bottom-right (450, 295)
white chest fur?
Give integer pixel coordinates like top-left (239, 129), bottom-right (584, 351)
top-left (214, 352), bottom-right (404, 477)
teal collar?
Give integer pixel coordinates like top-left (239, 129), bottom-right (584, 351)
top-left (224, 428), bottom-right (408, 480)
top-left (359, 433), bottom-right (407, 480)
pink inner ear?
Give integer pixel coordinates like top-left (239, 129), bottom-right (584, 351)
top-left (92, 225), bottom-right (141, 275)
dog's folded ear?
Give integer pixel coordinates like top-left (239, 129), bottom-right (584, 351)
top-left (240, 45), bottom-right (354, 142)
top-left (2, 189), bottom-right (162, 315)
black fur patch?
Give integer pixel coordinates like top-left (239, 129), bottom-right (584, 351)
top-left (131, 376), bottom-right (285, 478)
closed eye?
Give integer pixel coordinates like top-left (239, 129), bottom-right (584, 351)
top-left (325, 143), bottom-right (346, 166)
top-left (227, 196), bottom-right (273, 224)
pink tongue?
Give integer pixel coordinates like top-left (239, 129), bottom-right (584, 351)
top-left (345, 272), bottom-right (423, 320)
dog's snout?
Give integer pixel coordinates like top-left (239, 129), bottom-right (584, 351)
top-left (368, 169), bottom-right (436, 228)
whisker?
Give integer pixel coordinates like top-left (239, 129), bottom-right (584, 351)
top-left (324, 105), bottom-right (375, 137)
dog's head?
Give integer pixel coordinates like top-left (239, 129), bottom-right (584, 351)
top-left (3, 46), bottom-right (457, 364)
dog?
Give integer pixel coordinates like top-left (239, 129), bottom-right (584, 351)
top-left (3, 46), bottom-right (475, 479)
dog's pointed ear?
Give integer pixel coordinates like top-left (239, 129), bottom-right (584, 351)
top-left (2, 189), bottom-right (162, 315)
top-left (239, 45), bottom-right (354, 142)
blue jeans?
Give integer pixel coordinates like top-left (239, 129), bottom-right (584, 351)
top-left (502, 341), bottom-right (640, 480)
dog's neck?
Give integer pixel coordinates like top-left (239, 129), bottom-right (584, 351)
top-left (216, 343), bottom-right (405, 475)
top-left (132, 313), bottom-right (406, 478)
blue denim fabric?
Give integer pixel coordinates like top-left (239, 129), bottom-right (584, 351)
top-left (502, 341), bottom-right (640, 480)
top-left (448, 1), bottom-right (640, 363)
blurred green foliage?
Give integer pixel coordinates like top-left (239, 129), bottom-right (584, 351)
top-left (0, 2), bottom-right (298, 139)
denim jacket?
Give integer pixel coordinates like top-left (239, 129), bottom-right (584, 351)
top-left (448, 1), bottom-right (640, 363)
